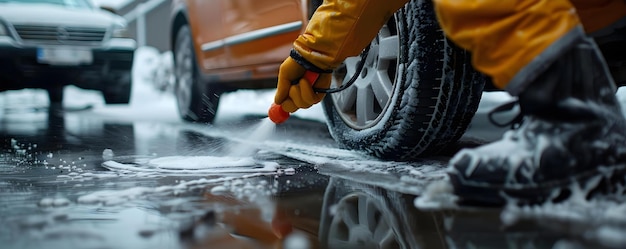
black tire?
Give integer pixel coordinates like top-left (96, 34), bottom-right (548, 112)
top-left (173, 25), bottom-right (221, 123)
top-left (321, 0), bottom-right (485, 160)
top-left (102, 74), bottom-right (132, 104)
top-left (318, 178), bottom-right (444, 249)
top-left (47, 86), bottom-right (64, 104)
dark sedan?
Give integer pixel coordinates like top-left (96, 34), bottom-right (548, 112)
top-left (0, 0), bottom-right (136, 105)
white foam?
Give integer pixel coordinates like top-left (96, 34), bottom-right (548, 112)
top-left (38, 197), bottom-right (71, 208)
top-left (101, 157), bottom-right (278, 175)
top-left (413, 180), bottom-right (458, 210)
top-left (149, 156), bottom-right (256, 169)
top-left (76, 176), bottom-right (243, 205)
top-left (499, 175), bottom-right (626, 248)
top-left (283, 231), bottom-right (311, 249)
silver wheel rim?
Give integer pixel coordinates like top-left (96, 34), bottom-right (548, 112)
top-left (174, 28), bottom-right (194, 117)
top-left (330, 18), bottom-right (399, 129)
top-left (327, 193), bottom-right (400, 249)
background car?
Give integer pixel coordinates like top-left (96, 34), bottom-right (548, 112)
top-left (0, 0), bottom-right (136, 106)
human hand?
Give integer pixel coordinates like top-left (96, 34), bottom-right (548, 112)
top-left (274, 57), bottom-right (331, 113)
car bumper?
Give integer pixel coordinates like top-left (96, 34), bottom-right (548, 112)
top-left (0, 36), bottom-right (136, 91)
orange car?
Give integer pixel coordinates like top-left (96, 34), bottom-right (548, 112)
top-left (169, 0), bottom-right (315, 121)
top-left (168, 0), bottom-right (488, 160)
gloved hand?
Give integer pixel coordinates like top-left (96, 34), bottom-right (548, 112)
top-left (273, 0), bottom-right (408, 113)
top-left (274, 56), bottom-right (331, 113)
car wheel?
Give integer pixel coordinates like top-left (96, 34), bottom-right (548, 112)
top-left (174, 25), bottom-right (220, 123)
top-left (47, 86), bottom-right (64, 104)
top-left (102, 74), bottom-right (132, 104)
top-left (321, 0), bottom-right (485, 160)
top-left (318, 178), bottom-right (442, 249)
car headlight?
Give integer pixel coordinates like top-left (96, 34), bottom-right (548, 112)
top-left (111, 25), bottom-right (130, 38)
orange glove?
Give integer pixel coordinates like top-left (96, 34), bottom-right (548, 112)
top-left (274, 55), bottom-right (331, 113)
top-left (273, 0), bottom-right (408, 114)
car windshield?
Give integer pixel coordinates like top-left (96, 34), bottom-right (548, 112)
top-left (0, 0), bottom-right (93, 9)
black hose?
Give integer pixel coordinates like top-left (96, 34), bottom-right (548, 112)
top-left (313, 44), bottom-right (370, 94)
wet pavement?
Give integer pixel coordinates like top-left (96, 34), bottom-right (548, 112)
top-left (2, 91), bottom-right (626, 249)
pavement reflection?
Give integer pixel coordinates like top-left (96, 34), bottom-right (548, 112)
top-left (276, 171), bottom-right (624, 249)
top-left (1, 102), bottom-right (625, 249)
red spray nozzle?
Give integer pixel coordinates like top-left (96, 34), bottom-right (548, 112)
top-left (268, 71), bottom-right (320, 124)
top-left (268, 103), bottom-right (290, 124)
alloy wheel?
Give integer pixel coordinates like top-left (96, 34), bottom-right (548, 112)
top-left (330, 19), bottom-right (398, 129)
top-left (327, 193), bottom-right (401, 249)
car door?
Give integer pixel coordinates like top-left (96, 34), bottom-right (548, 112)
top-left (185, 0), bottom-right (229, 71)
top-left (223, 0), bottom-right (305, 68)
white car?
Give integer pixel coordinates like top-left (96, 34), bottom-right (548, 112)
top-left (0, 0), bottom-right (136, 105)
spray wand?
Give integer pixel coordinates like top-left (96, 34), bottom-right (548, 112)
top-left (268, 70), bottom-right (320, 124)
top-left (267, 45), bottom-right (370, 124)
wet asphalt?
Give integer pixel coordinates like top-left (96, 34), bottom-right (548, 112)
top-left (1, 94), bottom-right (625, 249)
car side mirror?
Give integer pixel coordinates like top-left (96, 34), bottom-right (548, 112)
top-left (100, 6), bottom-right (118, 15)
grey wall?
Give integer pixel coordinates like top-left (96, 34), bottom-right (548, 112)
top-left (113, 0), bottom-right (172, 52)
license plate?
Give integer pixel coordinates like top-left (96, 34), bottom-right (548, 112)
top-left (37, 47), bottom-right (93, 65)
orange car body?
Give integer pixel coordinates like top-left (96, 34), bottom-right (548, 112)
top-left (170, 0), bottom-right (314, 88)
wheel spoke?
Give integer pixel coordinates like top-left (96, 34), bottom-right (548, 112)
top-left (373, 215), bottom-right (391, 241)
top-left (343, 57), bottom-right (361, 79)
top-left (343, 203), bottom-right (359, 229)
top-left (356, 86), bottom-right (376, 126)
top-left (367, 199), bottom-right (382, 234)
top-left (336, 86), bottom-right (357, 113)
top-left (378, 36), bottom-right (399, 60)
top-left (358, 196), bottom-right (369, 226)
top-left (329, 216), bottom-right (350, 241)
top-left (378, 229), bottom-right (398, 249)
top-left (371, 73), bottom-right (391, 108)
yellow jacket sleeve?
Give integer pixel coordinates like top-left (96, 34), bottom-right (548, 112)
top-left (433, 0), bottom-right (580, 89)
top-left (293, 0), bottom-right (409, 71)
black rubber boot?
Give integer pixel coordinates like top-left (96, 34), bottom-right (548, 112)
top-left (448, 37), bottom-right (626, 206)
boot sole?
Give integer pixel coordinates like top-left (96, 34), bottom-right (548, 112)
top-left (448, 164), bottom-right (626, 206)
